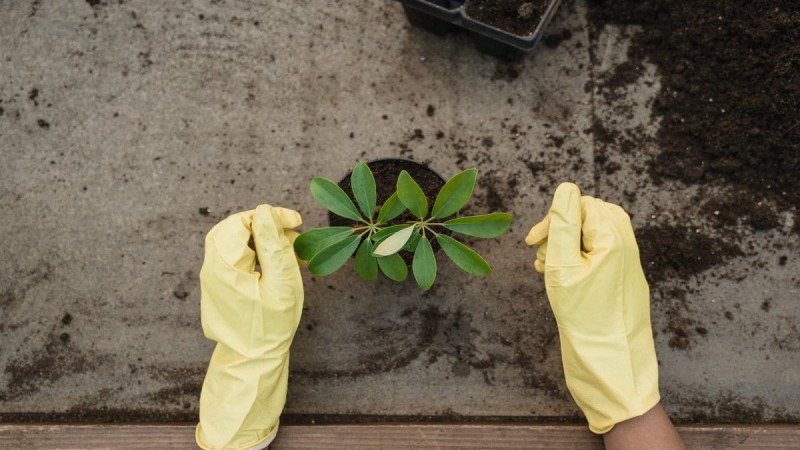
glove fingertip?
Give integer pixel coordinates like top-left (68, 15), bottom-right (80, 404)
top-left (547, 183), bottom-right (583, 266)
top-left (525, 214), bottom-right (550, 245)
top-left (252, 206), bottom-right (295, 256)
top-left (552, 183), bottom-right (581, 211)
top-left (274, 207), bottom-right (303, 229)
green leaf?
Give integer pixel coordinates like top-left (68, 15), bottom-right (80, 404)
top-left (436, 234), bottom-right (491, 275)
top-left (376, 192), bottom-right (406, 224)
top-left (431, 168), bottom-right (477, 219)
top-left (377, 253), bottom-right (408, 281)
top-left (307, 235), bottom-right (360, 276)
top-left (351, 162), bottom-right (377, 219)
top-left (412, 237), bottom-right (436, 290)
top-left (371, 224), bottom-right (409, 244)
top-left (396, 170), bottom-right (428, 219)
top-left (310, 177), bottom-right (362, 222)
top-left (443, 213), bottom-right (512, 238)
top-left (294, 227), bottom-right (354, 261)
top-left (354, 239), bottom-right (378, 280)
top-left (402, 230), bottom-right (421, 252)
top-left (373, 225), bottom-right (415, 257)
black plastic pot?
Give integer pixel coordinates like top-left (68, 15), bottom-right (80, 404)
top-left (329, 158), bottom-right (448, 266)
top-left (329, 158), bottom-right (446, 227)
top-left (397, 0), bottom-right (562, 59)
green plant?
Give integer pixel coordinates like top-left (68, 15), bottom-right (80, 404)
top-left (293, 162), bottom-right (512, 290)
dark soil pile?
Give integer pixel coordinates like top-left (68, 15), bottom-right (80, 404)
top-left (636, 224), bottom-right (742, 285)
top-left (589, 1), bottom-right (800, 230)
top-left (464, 0), bottom-right (551, 36)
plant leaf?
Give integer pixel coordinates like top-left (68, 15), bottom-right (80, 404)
top-left (310, 177), bottom-right (362, 222)
top-left (373, 225), bottom-right (415, 257)
top-left (435, 234), bottom-right (491, 275)
top-left (354, 238), bottom-right (378, 280)
top-left (351, 162), bottom-right (377, 219)
top-left (402, 229), bottom-right (421, 252)
top-left (377, 253), bottom-right (408, 281)
top-left (376, 192), bottom-right (406, 224)
top-left (293, 227), bottom-right (354, 261)
top-left (431, 168), bottom-right (477, 219)
top-left (371, 224), bottom-right (409, 244)
top-left (396, 170), bottom-right (428, 219)
top-left (412, 237), bottom-right (436, 290)
top-left (307, 235), bottom-right (360, 276)
top-left (443, 213), bottom-right (512, 238)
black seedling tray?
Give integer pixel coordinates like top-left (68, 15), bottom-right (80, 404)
top-left (398, 0), bottom-right (562, 58)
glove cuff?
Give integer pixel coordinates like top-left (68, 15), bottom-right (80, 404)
top-left (587, 391), bottom-right (661, 434)
top-left (196, 421), bottom-right (279, 450)
top-left (558, 327), bottom-right (660, 434)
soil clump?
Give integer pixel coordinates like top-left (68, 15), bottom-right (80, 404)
top-left (464, 0), bottom-right (551, 36)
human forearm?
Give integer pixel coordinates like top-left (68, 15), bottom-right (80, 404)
top-left (603, 403), bottom-right (686, 450)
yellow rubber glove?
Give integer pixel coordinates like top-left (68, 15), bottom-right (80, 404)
top-left (196, 205), bottom-right (304, 450)
top-left (525, 183), bottom-right (660, 434)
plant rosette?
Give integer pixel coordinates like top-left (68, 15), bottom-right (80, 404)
top-left (294, 161), bottom-right (512, 291)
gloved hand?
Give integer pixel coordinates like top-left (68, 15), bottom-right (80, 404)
top-left (196, 205), bottom-right (304, 450)
top-left (525, 183), bottom-right (660, 434)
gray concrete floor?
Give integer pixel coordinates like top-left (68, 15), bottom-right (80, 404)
top-left (1, 0), bottom-right (798, 423)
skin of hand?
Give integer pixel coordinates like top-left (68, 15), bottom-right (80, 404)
top-left (604, 403), bottom-right (686, 450)
top-left (525, 183), bottom-right (683, 449)
top-left (196, 205), bottom-right (304, 450)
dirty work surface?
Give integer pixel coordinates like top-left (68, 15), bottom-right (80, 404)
top-left (1, 0), bottom-right (798, 424)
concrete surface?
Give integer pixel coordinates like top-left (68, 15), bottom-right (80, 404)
top-left (0, 0), bottom-right (798, 423)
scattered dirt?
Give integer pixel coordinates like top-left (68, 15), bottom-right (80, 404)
top-left (295, 295), bottom-right (563, 399)
top-left (671, 392), bottom-right (787, 424)
top-left (292, 305), bottom-right (444, 380)
top-left (464, 0), bottom-right (551, 36)
top-left (542, 28), bottom-right (573, 48)
top-left (492, 61), bottom-right (522, 81)
top-left (28, 88), bottom-right (39, 105)
top-left (147, 366), bottom-right (204, 407)
top-left (0, 409), bottom-right (198, 423)
top-left (636, 224), bottom-right (743, 349)
top-left (0, 332), bottom-right (100, 402)
top-left (426, 104), bottom-right (436, 117)
top-left (704, 192), bottom-right (781, 231)
top-left (636, 224), bottom-right (742, 285)
top-left (589, 0), bottom-right (800, 233)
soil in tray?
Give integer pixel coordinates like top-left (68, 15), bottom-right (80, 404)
top-left (589, 0), bottom-right (800, 233)
top-left (464, 0), bottom-right (551, 36)
top-left (329, 159), bottom-right (447, 265)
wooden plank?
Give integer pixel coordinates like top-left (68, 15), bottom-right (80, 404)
top-left (274, 424), bottom-right (604, 449)
top-left (0, 423), bottom-right (798, 449)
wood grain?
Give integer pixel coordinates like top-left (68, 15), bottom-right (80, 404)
top-left (0, 423), bottom-right (798, 449)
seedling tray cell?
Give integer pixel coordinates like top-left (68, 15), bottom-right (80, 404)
top-left (398, 0), bottom-right (562, 57)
